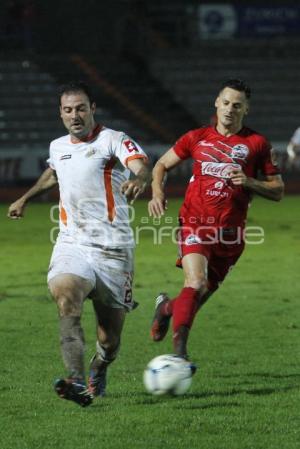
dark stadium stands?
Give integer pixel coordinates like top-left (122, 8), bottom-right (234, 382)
top-left (1, 0), bottom-right (300, 194)
top-left (148, 40), bottom-right (300, 142)
top-left (0, 59), bottom-right (60, 149)
top-left (0, 58), bottom-right (146, 149)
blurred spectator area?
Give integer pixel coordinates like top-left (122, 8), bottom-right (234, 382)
top-left (149, 41), bottom-right (300, 143)
top-left (0, 0), bottom-right (300, 196)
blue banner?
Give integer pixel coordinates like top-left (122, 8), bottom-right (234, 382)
top-left (238, 5), bottom-right (300, 37)
top-left (198, 4), bottom-right (300, 39)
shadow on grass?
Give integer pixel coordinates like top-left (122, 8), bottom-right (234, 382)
top-left (0, 292), bottom-right (9, 301)
top-left (217, 372), bottom-right (300, 380)
top-left (94, 393), bottom-right (242, 411)
top-left (248, 372), bottom-right (300, 379)
top-left (11, 282), bottom-right (46, 289)
top-left (110, 380), bottom-right (300, 407)
top-left (0, 292), bottom-right (51, 302)
top-left (176, 401), bottom-right (241, 410)
top-left (187, 383), bottom-right (298, 400)
top-left (1, 282), bottom-right (46, 291)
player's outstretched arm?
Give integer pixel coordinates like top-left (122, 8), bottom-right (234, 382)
top-left (230, 169), bottom-right (284, 201)
top-left (7, 168), bottom-right (58, 219)
top-left (149, 148), bottom-right (182, 217)
top-left (121, 158), bottom-right (151, 204)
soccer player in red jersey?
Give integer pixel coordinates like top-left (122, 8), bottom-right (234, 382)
top-left (148, 78), bottom-right (284, 360)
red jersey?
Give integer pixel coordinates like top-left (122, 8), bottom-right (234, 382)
top-left (173, 125), bottom-right (280, 228)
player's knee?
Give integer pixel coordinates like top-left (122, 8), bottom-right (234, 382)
top-left (58, 295), bottom-right (81, 316)
top-left (96, 337), bottom-right (120, 362)
top-left (98, 334), bottom-right (120, 352)
top-left (184, 273), bottom-right (207, 292)
top-left (51, 289), bottom-right (82, 316)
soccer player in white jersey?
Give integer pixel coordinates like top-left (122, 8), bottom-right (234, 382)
top-left (8, 81), bottom-right (150, 407)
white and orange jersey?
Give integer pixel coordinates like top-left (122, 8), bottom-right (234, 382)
top-left (47, 125), bottom-right (147, 248)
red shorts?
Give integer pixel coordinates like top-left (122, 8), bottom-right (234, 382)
top-left (176, 223), bottom-right (245, 292)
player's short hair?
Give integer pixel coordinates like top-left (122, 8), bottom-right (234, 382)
top-left (58, 81), bottom-right (95, 105)
top-left (220, 78), bottom-right (251, 99)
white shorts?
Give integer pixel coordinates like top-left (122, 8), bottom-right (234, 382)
top-left (47, 242), bottom-right (134, 311)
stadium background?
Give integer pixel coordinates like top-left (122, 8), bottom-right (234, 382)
top-left (0, 0), bottom-right (300, 199)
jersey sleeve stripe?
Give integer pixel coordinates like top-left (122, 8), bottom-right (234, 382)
top-left (104, 158), bottom-right (118, 222)
top-left (124, 154), bottom-right (148, 166)
top-left (59, 201), bottom-right (68, 226)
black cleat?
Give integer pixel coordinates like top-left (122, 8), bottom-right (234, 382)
top-left (54, 378), bottom-right (93, 407)
top-left (150, 293), bottom-right (171, 342)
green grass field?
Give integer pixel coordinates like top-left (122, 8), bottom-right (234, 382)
top-left (0, 196), bottom-right (299, 449)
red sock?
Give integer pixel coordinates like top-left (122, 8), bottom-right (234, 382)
top-left (172, 287), bottom-right (199, 333)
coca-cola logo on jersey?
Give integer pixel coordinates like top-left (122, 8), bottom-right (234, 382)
top-left (202, 162), bottom-right (241, 178)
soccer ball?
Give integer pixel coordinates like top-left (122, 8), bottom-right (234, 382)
top-left (143, 354), bottom-right (194, 396)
